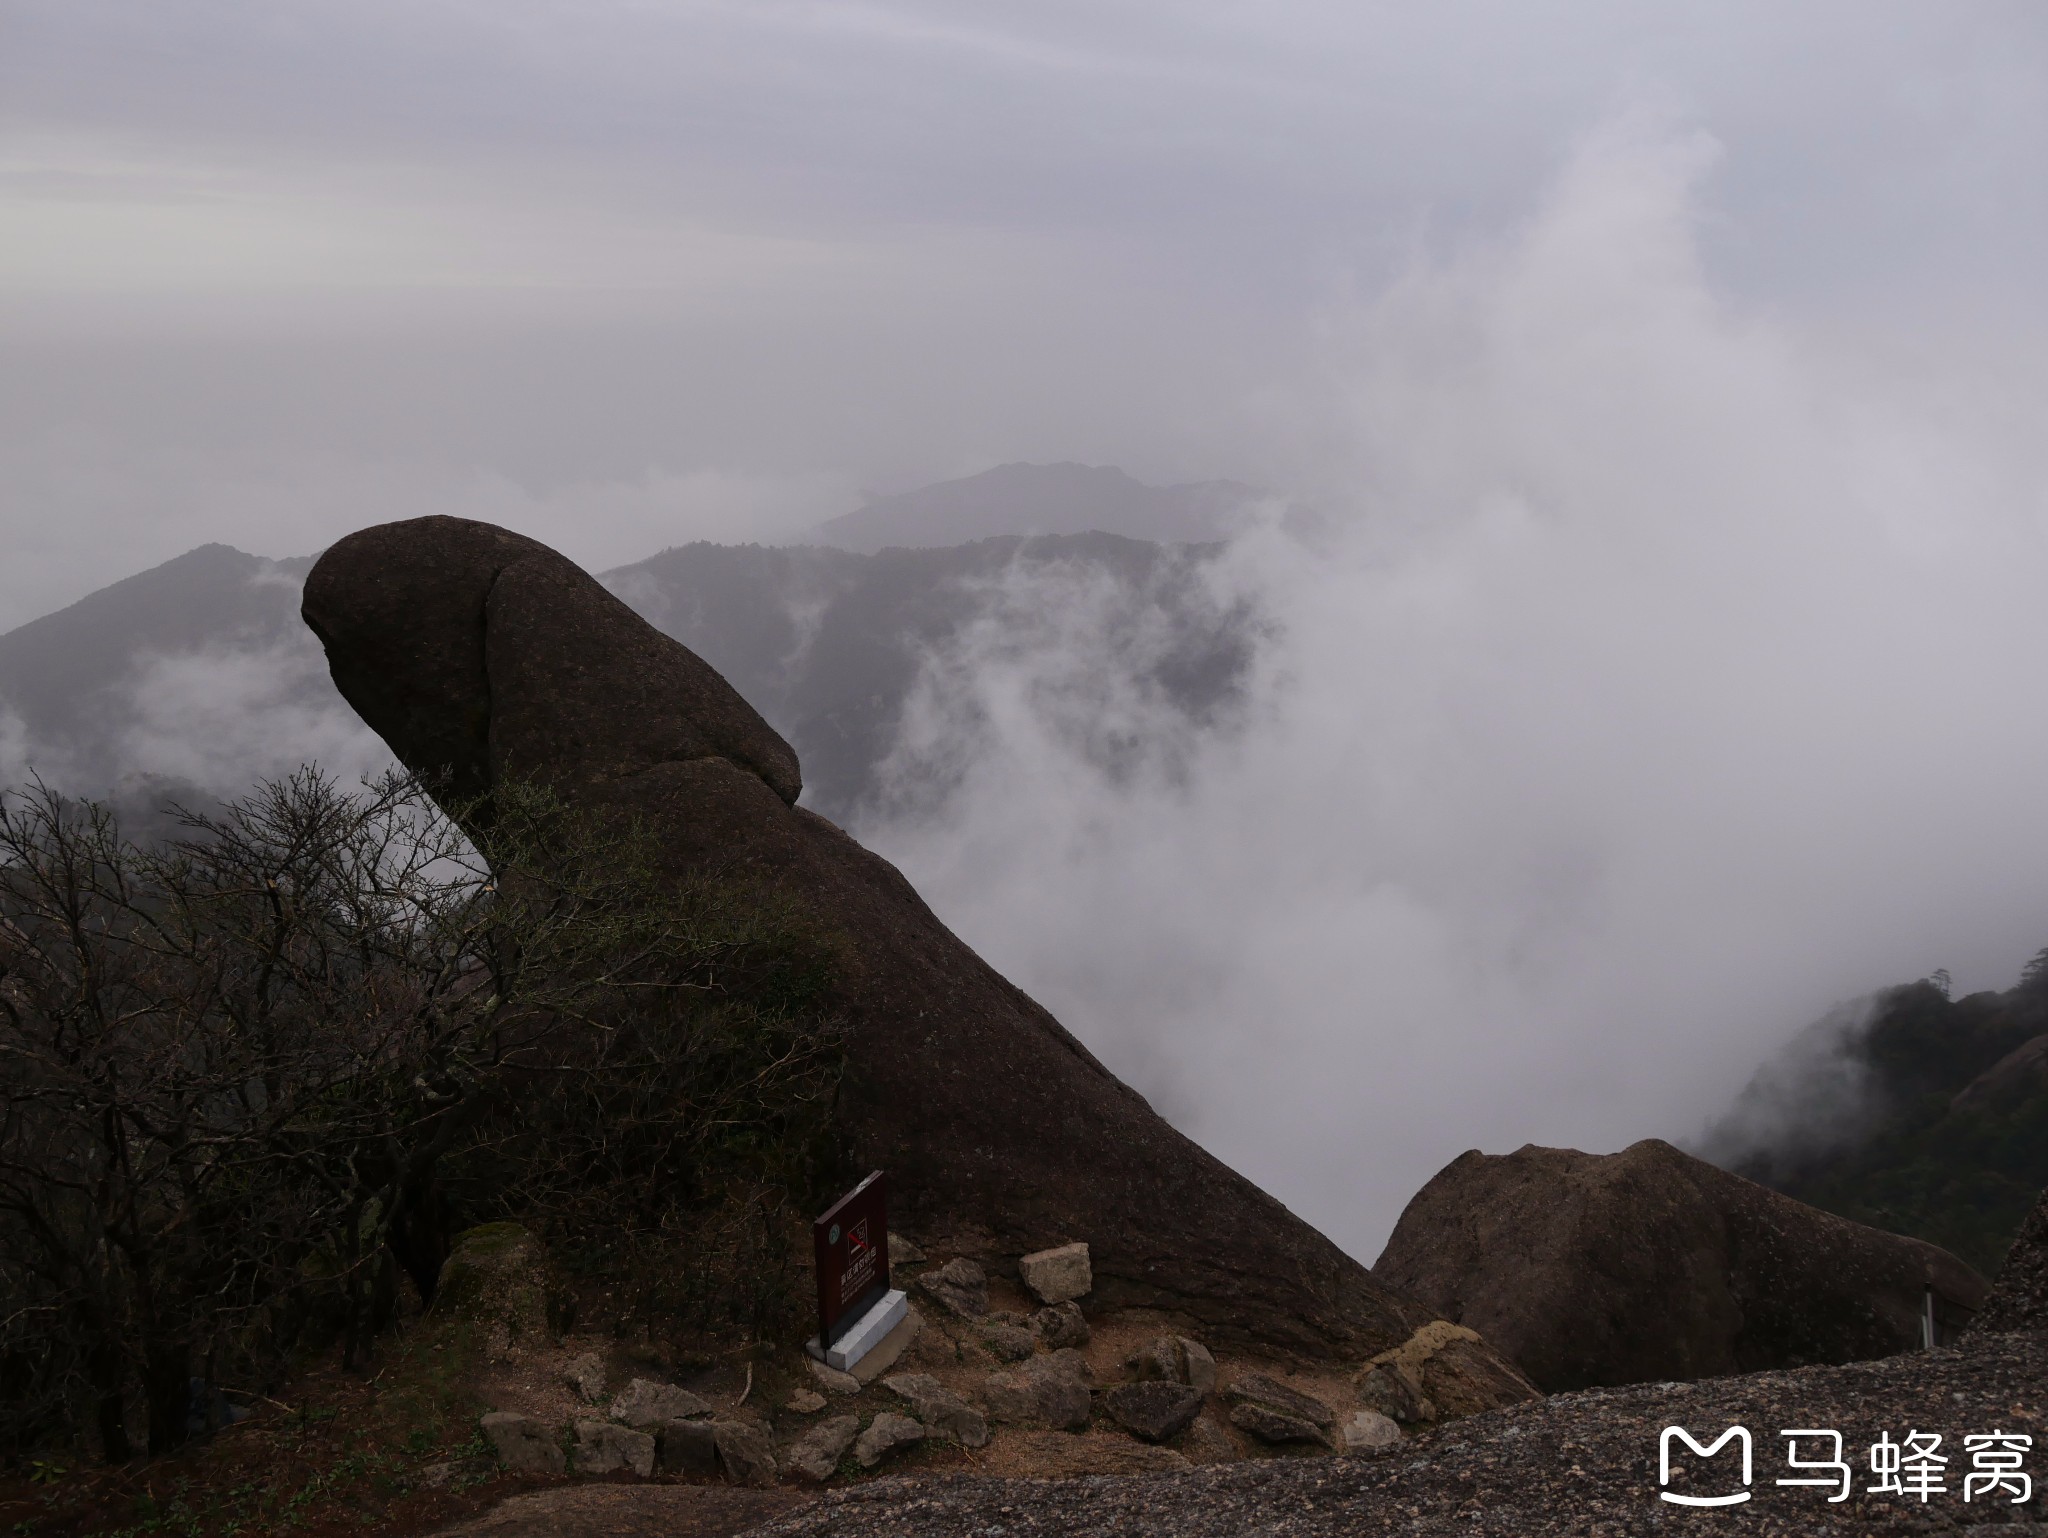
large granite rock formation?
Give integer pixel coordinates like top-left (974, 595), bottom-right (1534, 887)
top-left (1373, 1138), bottom-right (1988, 1392)
top-left (300, 515), bottom-right (1507, 1371)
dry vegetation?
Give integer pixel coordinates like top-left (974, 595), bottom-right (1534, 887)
top-left (0, 768), bottom-right (851, 1527)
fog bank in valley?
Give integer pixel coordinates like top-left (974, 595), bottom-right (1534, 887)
top-left (853, 120), bottom-right (2048, 1257)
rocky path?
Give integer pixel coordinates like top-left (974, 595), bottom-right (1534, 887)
top-left (743, 1331), bottom-right (2048, 1537)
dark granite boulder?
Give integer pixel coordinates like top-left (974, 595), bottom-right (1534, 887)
top-left (1222, 1373), bottom-right (1335, 1431)
top-left (300, 516), bottom-right (1516, 1376)
top-left (1103, 1382), bottom-right (1205, 1443)
top-left (1228, 1402), bottom-right (1325, 1446)
top-left (918, 1258), bottom-right (989, 1320)
top-left (1373, 1138), bottom-right (1988, 1392)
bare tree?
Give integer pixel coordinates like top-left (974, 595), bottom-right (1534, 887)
top-left (0, 769), bottom-right (845, 1462)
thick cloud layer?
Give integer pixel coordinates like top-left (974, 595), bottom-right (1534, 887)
top-left (852, 121), bottom-right (2048, 1257)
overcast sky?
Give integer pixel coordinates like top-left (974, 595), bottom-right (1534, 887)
top-left (3, 1), bottom-right (2044, 629)
top-left (6, 2), bottom-right (2048, 1255)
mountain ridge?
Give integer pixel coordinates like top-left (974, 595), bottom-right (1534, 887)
top-left (1, 521), bottom-right (1257, 822)
top-left (810, 462), bottom-right (1271, 552)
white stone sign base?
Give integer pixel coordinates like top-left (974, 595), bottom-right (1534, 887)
top-left (806, 1287), bottom-right (908, 1373)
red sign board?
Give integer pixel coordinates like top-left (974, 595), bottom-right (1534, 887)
top-left (813, 1170), bottom-right (891, 1348)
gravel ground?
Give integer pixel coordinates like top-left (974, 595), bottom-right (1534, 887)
top-left (753, 1330), bottom-right (2048, 1537)
top-left (432, 1484), bottom-right (813, 1537)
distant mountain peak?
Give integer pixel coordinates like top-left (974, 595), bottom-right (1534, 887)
top-left (811, 461), bottom-right (1263, 554)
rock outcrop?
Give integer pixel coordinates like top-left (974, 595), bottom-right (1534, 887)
top-left (301, 516), bottom-right (1511, 1370)
top-left (1373, 1138), bottom-right (1989, 1392)
top-left (1969, 1181), bottom-right (2048, 1333)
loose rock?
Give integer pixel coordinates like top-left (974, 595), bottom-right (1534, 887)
top-left (1356, 1362), bottom-right (1432, 1424)
top-left (1030, 1302), bottom-right (1090, 1349)
top-left (559, 1351), bottom-right (607, 1405)
top-left (918, 1258), bottom-right (989, 1319)
top-left (655, 1419), bottom-right (719, 1475)
top-left (1018, 1242), bottom-right (1091, 1305)
top-left (572, 1419), bottom-right (655, 1476)
top-left (1102, 1382), bottom-right (1205, 1443)
top-left (782, 1415), bottom-right (860, 1482)
top-left (479, 1410), bottom-right (565, 1475)
top-left (1128, 1337), bottom-right (1179, 1383)
top-left (984, 1348), bottom-right (1092, 1431)
top-left (1339, 1409), bottom-right (1402, 1454)
top-left (807, 1358), bottom-right (861, 1397)
top-left (853, 1411), bottom-right (925, 1468)
top-left (1360, 1320), bottom-right (1534, 1423)
top-left (891, 1236), bottom-right (927, 1265)
top-left (981, 1323), bottom-right (1037, 1362)
top-left (786, 1389), bottom-right (828, 1415)
top-left (1127, 1335), bottom-right (1216, 1395)
top-left (882, 1372), bottom-right (989, 1448)
top-left (731, 1325), bottom-right (2048, 1537)
top-left (609, 1377), bottom-right (712, 1428)
top-left (1229, 1401), bottom-right (1327, 1446)
top-left (712, 1420), bottom-right (778, 1487)
top-left (1225, 1372), bottom-right (1336, 1430)
top-left (1182, 1415), bottom-right (1241, 1464)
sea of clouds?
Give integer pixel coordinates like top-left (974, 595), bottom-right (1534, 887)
top-left (852, 115), bottom-right (2048, 1258)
